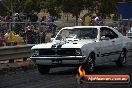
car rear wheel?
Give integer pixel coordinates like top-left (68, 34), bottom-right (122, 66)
top-left (37, 65), bottom-right (50, 74)
top-left (82, 53), bottom-right (95, 73)
top-left (116, 50), bottom-right (127, 67)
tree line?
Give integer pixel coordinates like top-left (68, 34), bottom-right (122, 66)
top-left (0, 0), bottom-right (130, 20)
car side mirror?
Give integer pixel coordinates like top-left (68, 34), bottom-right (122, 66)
top-left (50, 38), bottom-right (55, 42)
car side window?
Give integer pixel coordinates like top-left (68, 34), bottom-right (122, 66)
top-left (100, 27), bottom-right (118, 40)
top-left (77, 28), bottom-right (97, 39)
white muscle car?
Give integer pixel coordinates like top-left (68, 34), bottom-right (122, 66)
top-left (30, 26), bottom-right (132, 74)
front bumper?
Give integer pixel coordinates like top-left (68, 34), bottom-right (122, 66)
top-left (30, 56), bottom-right (86, 66)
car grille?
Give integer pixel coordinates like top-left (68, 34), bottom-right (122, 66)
top-left (39, 49), bottom-right (76, 56)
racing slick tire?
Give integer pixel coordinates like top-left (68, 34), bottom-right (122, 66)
top-left (116, 49), bottom-right (127, 67)
top-left (82, 53), bottom-right (95, 73)
top-left (37, 65), bottom-right (50, 74)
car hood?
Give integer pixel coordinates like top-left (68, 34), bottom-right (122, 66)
top-left (31, 39), bottom-right (95, 49)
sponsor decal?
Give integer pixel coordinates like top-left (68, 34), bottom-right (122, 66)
top-left (101, 51), bottom-right (121, 57)
top-left (51, 41), bottom-right (66, 48)
top-left (76, 66), bottom-right (130, 84)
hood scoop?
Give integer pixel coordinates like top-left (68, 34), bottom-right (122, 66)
top-left (66, 39), bottom-right (79, 44)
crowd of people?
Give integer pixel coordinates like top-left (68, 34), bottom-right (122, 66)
top-left (0, 11), bottom-right (57, 47)
top-left (0, 11), bottom-right (132, 47)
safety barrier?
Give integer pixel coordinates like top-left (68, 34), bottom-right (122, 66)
top-left (0, 44), bottom-right (35, 72)
top-left (0, 44), bottom-right (34, 61)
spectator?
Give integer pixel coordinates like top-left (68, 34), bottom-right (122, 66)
top-left (28, 11), bottom-right (38, 22)
top-left (41, 16), bottom-right (47, 26)
top-left (40, 30), bottom-right (46, 43)
top-left (0, 16), bottom-right (4, 22)
top-left (52, 23), bottom-right (57, 37)
top-left (0, 32), bottom-right (6, 47)
top-left (13, 13), bottom-right (22, 22)
top-left (26, 25), bottom-right (35, 44)
top-left (45, 31), bottom-right (53, 43)
top-left (93, 14), bottom-right (103, 26)
top-left (33, 27), bottom-right (40, 44)
top-left (41, 16), bottom-right (46, 22)
top-left (19, 12), bottom-right (26, 22)
top-left (5, 12), bottom-right (12, 22)
top-left (13, 13), bottom-right (23, 34)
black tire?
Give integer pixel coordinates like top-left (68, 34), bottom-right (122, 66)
top-left (37, 65), bottom-right (50, 74)
top-left (82, 53), bottom-right (95, 73)
top-left (116, 50), bottom-right (127, 67)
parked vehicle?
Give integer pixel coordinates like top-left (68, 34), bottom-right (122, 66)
top-left (126, 27), bottom-right (132, 39)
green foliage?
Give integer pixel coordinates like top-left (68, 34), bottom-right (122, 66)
top-left (0, 2), bottom-right (8, 15)
top-left (23, 0), bottom-right (41, 13)
top-left (2, 0), bottom-right (27, 13)
top-left (40, 0), bottom-right (61, 17)
top-left (61, 0), bottom-right (84, 21)
top-left (0, 0), bottom-right (128, 19)
top-left (0, 0), bottom-right (41, 15)
top-left (99, 0), bottom-right (116, 14)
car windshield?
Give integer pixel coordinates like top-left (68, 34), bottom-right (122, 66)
top-left (55, 28), bottom-right (98, 40)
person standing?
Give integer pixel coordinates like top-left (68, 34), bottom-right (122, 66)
top-left (93, 14), bottom-right (103, 26)
top-left (0, 32), bottom-right (6, 47)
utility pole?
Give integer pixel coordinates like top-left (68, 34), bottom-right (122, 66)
top-left (10, 0), bottom-right (13, 17)
top-left (10, 0), bottom-right (13, 46)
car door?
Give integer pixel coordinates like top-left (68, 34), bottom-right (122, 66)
top-left (107, 28), bottom-right (122, 61)
top-left (99, 27), bottom-right (121, 63)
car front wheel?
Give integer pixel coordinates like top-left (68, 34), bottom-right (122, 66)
top-left (37, 65), bottom-right (50, 74)
top-left (82, 53), bottom-right (95, 73)
top-left (116, 50), bottom-right (127, 67)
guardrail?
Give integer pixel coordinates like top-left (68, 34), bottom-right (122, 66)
top-left (0, 44), bottom-right (34, 61)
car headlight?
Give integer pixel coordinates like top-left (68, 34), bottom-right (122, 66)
top-left (32, 50), bottom-right (39, 57)
top-left (75, 49), bottom-right (82, 55)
